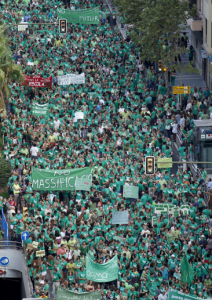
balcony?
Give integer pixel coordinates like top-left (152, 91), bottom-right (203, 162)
top-left (190, 15), bottom-right (203, 31)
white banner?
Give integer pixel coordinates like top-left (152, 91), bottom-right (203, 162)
top-left (75, 112), bottom-right (84, 120)
top-left (57, 73), bottom-right (85, 85)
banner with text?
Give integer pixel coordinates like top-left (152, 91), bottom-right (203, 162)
top-left (111, 211), bottom-right (129, 224)
top-left (32, 102), bottom-right (49, 117)
top-left (168, 289), bottom-right (202, 300)
top-left (155, 204), bottom-right (190, 217)
top-left (123, 185), bottom-right (139, 198)
top-left (23, 75), bottom-right (52, 87)
top-left (56, 286), bottom-right (101, 300)
top-left (32, 167), bottom-right (91, 191)
top-left (58, 7), bottom-right (100, 24)
top-left (58, 73), bottom-right (85, 85)
top-left (157, 157), bottom-right (173, 168)
top-left (86, 255), bottom-right (118, 282)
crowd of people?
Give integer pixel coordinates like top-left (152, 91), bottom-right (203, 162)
top-left (0, 0), bottom-right (212, 300)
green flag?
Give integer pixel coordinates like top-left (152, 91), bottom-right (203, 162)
top-left (32, 102), bottom-right (49, 117)
top-left (86, 254), bottom-right (118, 282)
top-left (57, 7), bottom-right (100, 24)
top-left (180, 256), bottom-right (195, 284)
top-left (32, 167), bottom-right (91, 191)
top-left (56, 286), bottom-right (101, 300)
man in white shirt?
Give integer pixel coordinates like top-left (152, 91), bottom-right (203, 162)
top-left (54, 117), bottom-right (61, 130)
top-left (141, 225), bottom-right (150, 237)
top-left (158, 290), bottom-right (167, 300)
top-left (30, 144), bottom-right (39, 159)
top-left (186, 100), bottom-right (192, 111)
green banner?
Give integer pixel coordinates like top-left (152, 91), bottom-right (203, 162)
top-left (32, 102), bottom-right (49, 117)
top-left (123, 185), bottom-right (138, 198)
top-left (56, 286), bottom-right (101, 300)
top-left (168, 289), bottom-right (201, 300)
top-left (86, 255), bottom-right (118, 282)
top-left (75, 177), bottom-right (92, 191)
top-left (157, 157), bottom-right (173, 168)
top-left (32, 167), bottom-right (91, 191)
top-left (57, 7), bottom-right (100, 24)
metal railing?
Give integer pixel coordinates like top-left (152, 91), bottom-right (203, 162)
top-left (0, 241), bottom-right (22, 250)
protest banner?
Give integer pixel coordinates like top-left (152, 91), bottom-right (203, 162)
top-left (56, 286), bottom-right (101, 300)
top-left (57, 7), bottom-right (100, 24)
top-left (152, 216), bottom-right (157, 226)
top-left (123, 185), bottom-right (139, 198)
top-left (32, 102), bottom-right (49, 117)
top-left (22, 75), bottom-right (52, 87)
top-left (168, 289), bottom-right (201, 300)
top-left (27, 243), bottom-right (34, 250)
top-left (36, 250), bottom-right (45, 257)
top-left (111, 211), bottom-right (129, 224)
top-left (32, 167), bottom-right (91, 191)
top-left (86, 254), bottom-right (118, 282)
top-left (75, 177), bottom-right (92, 191)
top-left (18, 25), bottom-right (26, 31)
top-left (88, 92), bottom-right (98, 99)
top-left (75, 112), bottom-right (84, 120)
top-left (154, 204), bottom-right (190, 217)
top-left (157, 157), bottom-right (173, 168)
top-left (32, 241), bottom-right (39, 249)
top-left (57, 73), bottom-right (85, 85)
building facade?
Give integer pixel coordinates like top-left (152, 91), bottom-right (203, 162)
top-left (190, 0), bottom-right (212, 88)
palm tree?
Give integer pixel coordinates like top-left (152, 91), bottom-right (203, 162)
top-left (0, 25), bottom-right (23, 110)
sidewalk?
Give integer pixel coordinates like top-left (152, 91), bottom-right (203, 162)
top-left (175, 29), bottom-right (206, 90)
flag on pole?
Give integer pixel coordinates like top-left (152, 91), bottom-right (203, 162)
top-left (180, 256), bottom-right (195, 284)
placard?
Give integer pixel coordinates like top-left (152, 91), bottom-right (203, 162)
top-left (123, 185), bottom-right (138, 198)
top-left (111, 211), bottom-right (129, 224)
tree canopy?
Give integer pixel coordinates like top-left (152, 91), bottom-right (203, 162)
top-left (114, 0), bottom-right (197, 83)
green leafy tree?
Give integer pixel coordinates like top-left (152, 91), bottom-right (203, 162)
top-left (114, 0), bottom-right (198, 88)
top-left (0, 156), bottom-right (12, 190)
top-left (0, 24), bottom-right (23, 110)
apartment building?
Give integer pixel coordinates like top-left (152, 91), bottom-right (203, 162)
top-left (190, 0), bottom-right (212, 88)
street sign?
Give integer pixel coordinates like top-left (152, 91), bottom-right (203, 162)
top-left (0, 270), bottom-right (3, 275)
top-left (201, 50), bottom-right (208, 59)
top-left (173, 86), bottom-right (191, 94)
top-left (0, 257), bottom-right (9, 267)
top-left (21, 231), bottom-right (29, 241)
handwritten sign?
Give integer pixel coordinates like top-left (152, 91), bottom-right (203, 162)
top-left (123, 185), bottom-right (138, 198)
top-left (33, 241), bottom-right (39, 249)
top-left (75, 178), bottom-right (92, 191)
top-left (111, 211), bottom-right (129, 224)
top-left (36, 250), bottom-right (45, 257)
top-left (75, 112), bottom-right (84, 120)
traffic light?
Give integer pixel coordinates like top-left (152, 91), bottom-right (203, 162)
top-left (59, 19), bottom-right (67, 34)
top-left (158, 60), bottom-right (162, 71)
top-left (23, 207), bottom-right (28, 222)
top-left (158, 60), bottom-right (167, 72)
top-left (145, 156), bottom-right (155, 175)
